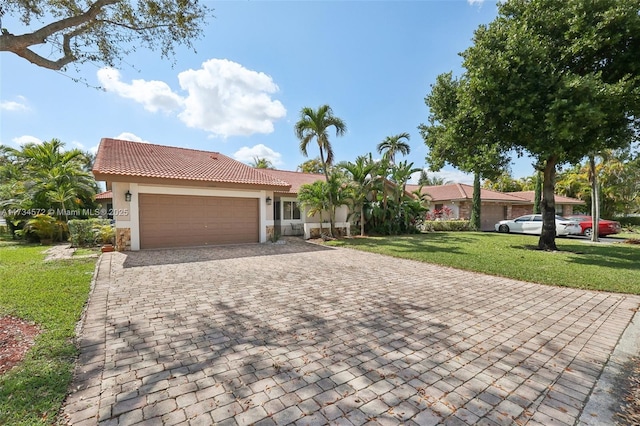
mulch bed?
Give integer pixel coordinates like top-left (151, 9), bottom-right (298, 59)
top-left (617, 357), bottom-right (640, 425)
top-left (0, 315), bottom-right (41, 375)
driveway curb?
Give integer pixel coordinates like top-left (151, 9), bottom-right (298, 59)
top-left (580, 307), bottom-right (640, 425)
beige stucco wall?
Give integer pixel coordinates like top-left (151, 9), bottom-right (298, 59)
top-left (305, 205), bottom-right (349, 224)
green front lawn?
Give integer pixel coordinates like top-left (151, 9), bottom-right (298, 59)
top-left (327, 232), bottom-right (640, 294)
top-left (0, 243), bottom-right (96, 425)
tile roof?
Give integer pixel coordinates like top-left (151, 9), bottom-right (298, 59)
top-left (506, 191), bottom-right (584, 205)
top-left (95, 190), bottom-right (112, 200)
top-left (258, 169), bottom-right (326, 194)
top-left (92, 139), bottom-right (290, 189)
top-left (405, 183), bottom-right (528, 203)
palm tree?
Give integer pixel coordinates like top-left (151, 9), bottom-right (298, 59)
top-left (391, 161), bottom-right (421, 203)
top-left (376, 132), bottom-right (411, 164)
top-left (251, 157), bottom-right (273, 169)
top-left (297, 180), bottom-right (330, 236)
top-left (341, 155), bottom-right (376, 236)
top-left (47, 185), bottom-right (77, 222)
top-left (295, 105), bottom-right (347, 236)
top-left (417, 169), bottom-right (452, 186)
top-left (3, 138), bottom-right (97, 215)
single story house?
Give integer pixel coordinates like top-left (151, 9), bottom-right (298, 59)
top-left (92, 138), bottom-right (348, 250)
top-left (405, 183), bottom-right (584, 231)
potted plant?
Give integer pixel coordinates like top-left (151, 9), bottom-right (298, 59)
top-left (94, 224), bottom-right (116, 252)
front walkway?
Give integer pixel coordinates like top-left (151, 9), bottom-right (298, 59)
top-left (62, 241), bottom-right (640, 425)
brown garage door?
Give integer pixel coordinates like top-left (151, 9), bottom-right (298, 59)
top-left (481, 204), bottom-right (506, 231)
top-left (139, 194), bottom-right (259, 249)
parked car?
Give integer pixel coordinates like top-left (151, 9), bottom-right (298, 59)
top-left (565, 215), bottom-right (621, 237)
top-left (495, 214), bottom-right (582, 236)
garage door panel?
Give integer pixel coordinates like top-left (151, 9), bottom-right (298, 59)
top-left (139, 194), bottom-right (259, 249)
top-left (481, 204), bottom-right (506, 231)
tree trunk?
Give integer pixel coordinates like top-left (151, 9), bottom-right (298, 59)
top-left (360, 204), bottom-right (365, 236)
top-left (470, 171), bottom-right (481, 231)
top-left (538, 156), bottom-right (558, 251)
top-left (533, 172), bottom-right (542, 214)
top-left (318, 146), bottom-right (334, 237)
top-left (589, 155), bottom-right (600, 242)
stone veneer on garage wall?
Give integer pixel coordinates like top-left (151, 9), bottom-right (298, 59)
top-left (116, 228), bottom-right (131, 251)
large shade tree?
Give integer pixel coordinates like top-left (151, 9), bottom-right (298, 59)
top-left (295, 104), bottom-right (347, 236)
top-left (296, 158), bottom-right (324, 174)
top-left (419, 72), bottom-right (510, 230)
top-left (0, 0), bottom-right (209, 71)
top-left (461, 0), bottom-right (640, 249)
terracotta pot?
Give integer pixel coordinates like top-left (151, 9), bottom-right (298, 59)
top-left (101, 245), bottom-right (115, 253)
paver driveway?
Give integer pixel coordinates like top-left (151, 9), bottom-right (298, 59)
top-left (62, 240), bottom-right (640, 425)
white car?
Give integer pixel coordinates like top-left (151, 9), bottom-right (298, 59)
top-left (495, 214), bottom-right (582, 236)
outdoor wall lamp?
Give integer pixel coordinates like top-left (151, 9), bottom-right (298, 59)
top-left (125, 190), bottom-right (132, 202)
top-left (266, 196), bottom-right (272, 205)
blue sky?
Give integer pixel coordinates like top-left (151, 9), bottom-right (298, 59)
top-left (1, 0), bottom-right (537, 184)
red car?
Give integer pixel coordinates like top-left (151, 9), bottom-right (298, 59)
top-left (565, 215), bottom-right (621, 237)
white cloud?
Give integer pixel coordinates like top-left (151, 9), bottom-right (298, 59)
top-left (410, 169), bottom-right (475, 185)
top-left (1, 96), bottom-right (29, 112)
top-left (97, 67), bottom-right (183, 113)
top-left (177, 59), bottom-right (286, 137)
top-left (467, 0), bottom-right (485, 5)
top-left (97, 59), bottom-right (286, 138)
top-left (233, 144), bottom-right (283, 166)
top-left (12, 135), bottom-right (42, 145)
top-left (113, 132), bottom-right (150, 143)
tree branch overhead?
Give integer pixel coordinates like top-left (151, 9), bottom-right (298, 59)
top-left (0, 0), bottom-right (209, 71)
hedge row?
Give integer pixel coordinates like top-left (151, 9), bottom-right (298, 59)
top-left (614, 216), bottom-right (640, 227)
top-left (422, 220), bottom-right (471, 232)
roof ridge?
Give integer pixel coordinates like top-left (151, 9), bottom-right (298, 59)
top-left (456, 183), bottom-right (468, 198)
top-left (102, 138), bottom-right (222, 156)
top-left (265, 168), bottom-right (325, 177)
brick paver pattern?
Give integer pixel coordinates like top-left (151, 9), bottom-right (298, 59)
top-left (62, 241), bottom-right (640, 425)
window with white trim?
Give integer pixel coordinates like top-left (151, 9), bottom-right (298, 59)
top-left (283, 201), bottom-right (301, 220)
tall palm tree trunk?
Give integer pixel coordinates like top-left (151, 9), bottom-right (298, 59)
top-left (589, 155), bottom-right (600, 242)
top-left (319, 148), bottom-right (335, 237)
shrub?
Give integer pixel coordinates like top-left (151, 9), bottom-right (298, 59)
top-left (615, 216), bottom-right (640, 227)
top-left (23, 214), bottom-right (68, 243)
top-left (422, 220), bottom-right (471, 232)
top-left (68, 219), bottom-right (112, 247)
top-left (94, 224), bottom-right (115, 245)
top-left (425, 206), bottom-right (455, 221)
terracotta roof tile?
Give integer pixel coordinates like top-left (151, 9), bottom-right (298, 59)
top-left (92, 138), bottom-right (290, 188)
top-left (258, 169), bottom-right (326, 194)
top-left (406, 183), bottom-right (528, 202)
top-left (95, 190), bottom-right (112, 200)
top-left (507, 190), bottom-right (584, 205)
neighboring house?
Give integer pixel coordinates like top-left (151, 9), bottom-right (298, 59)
top-left (406, 183), bottom-right (584, 231)
top-left (505, 191), bottom-right (583, 217)
top-left (92, 138), bottom-right (348, 250)
top-left (95, 190), bottom-right (113, 219)
top-left (258, 169), bottom-right (350, 239)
